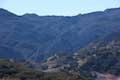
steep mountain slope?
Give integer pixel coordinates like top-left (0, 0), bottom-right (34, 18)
top-left (0, 8), bottom-right (120, 62)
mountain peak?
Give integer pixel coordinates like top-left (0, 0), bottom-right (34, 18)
top-left (0, 8), bottom-right (17, 18)
top-left (0, 8), bottom-right (8, 12)
top-left (23, 13), bottom-right (39, 17)
top-left (104, 7), bottom-right (120, 14)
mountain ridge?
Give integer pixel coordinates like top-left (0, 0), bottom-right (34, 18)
top-left (1, 7), bottom-right (120, 17)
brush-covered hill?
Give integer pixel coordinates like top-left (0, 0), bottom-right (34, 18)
top-left (77, 31), bottom-right (120, 77)
top-left (0, 59), bottom-right (87, 80)
top-left (40, 31), bottom-right (120, 79)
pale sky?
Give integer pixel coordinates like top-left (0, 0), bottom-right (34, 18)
top-left (0, 0), bottom-right (120, 16)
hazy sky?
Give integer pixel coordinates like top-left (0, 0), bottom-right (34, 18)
top-left (0, 0), bottom-right (120, 16)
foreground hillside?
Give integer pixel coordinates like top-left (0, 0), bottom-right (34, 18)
top-left (39, 31), bottom-right (120, 80)
top-left (36, 40), bottom-right (120, 80)
top-left (79, 40), bottom-right (120, 75)
top-left (0, 59), bottom-right (87, 80)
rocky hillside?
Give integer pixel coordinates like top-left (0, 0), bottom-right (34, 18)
top-left (39, 31), bottom-right (120, 80)
top-left (79, 40), bottom-right (120, 75)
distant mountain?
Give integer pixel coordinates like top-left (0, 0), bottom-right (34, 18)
top-left (0, 7), bottom-right (120, 63)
